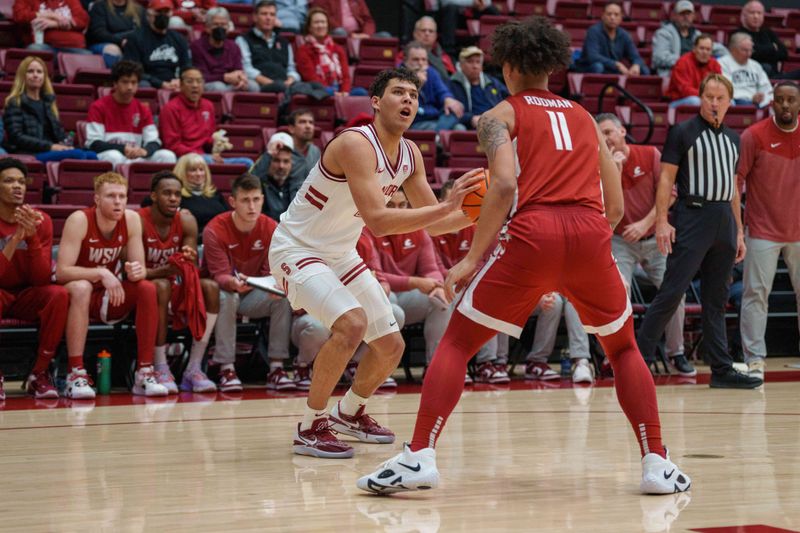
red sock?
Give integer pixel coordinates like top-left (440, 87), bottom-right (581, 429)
top-left (68, 355), bottom-right (84, 371)
top-left (410, 311), bottom-right (496, 451)
top-left (131, 280), bottom-right (158, 369)
top-left (597, 317), bottom-right (665, 458)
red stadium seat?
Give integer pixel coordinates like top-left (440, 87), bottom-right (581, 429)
top-left (549, 69), bottom-right (568, 94)
top-left (433, 167), bottom-right (472, 187)
top-left (48, 159), bottom-right (113, 205)
top-left (478, 16), bottom-right (511, 57)
top-left (288, 94), bottom-right (336, 131)
top-left (559, 19), bottom-right (594, 47)
top-left (352, 64), bottom-right (384, 91)
top-left (34, 204), bottom-right (83, 243)
top-left (785, 11), bottom-right (800, 30)
top-left (275, 125), bottom-right (327, 151)
top-left (334, 94), bottom-right (373, 124)
top-left (704, 5), bottom-right (741, 26)
top-left (440, 131), bottom-right (487, 168)
top-left (512, 0), bottom-right (547, 16)
top-left (762, 12), bottom-right (784, 28)
top-left (349, 37), bottom-right (399, 67)
top-left (628, 0), bottom-right (666, 22)
top-left (672, 105), bottom-right (700, 126)
top-left (624, 75), bottom-right (664, 103)
top-left (619, 103), bottom-right (669, 146)
top-left (568, 73), bottom-right (622, 113)
top-left (208, 163), bottom-right (250, 196)
top-left (53, 83), bottom-right (94, 132)
top-left (552, 0), bottom-right (590, 19)
top-left (0, 20), bottom-right (19, 48)
top-left (215, 124), bottom-right (263, 160)
top-left (74, 120), bottom-right (88, 149)
top-left (724, 106), bottom-right (760, 133)
top-left (772, 28), bottom-right (797, 53)
top-left (0, 48), bottom-right (55, 78)
top-left (222, 92), bottom-right (280, 126)
top-left (403, 130), bottom-right (436, 181)
top-left (224, 3), bottom-right (252, 32)
top-left (117, 162), bottom-right (175, 204)
top-left (97, 86), bottom-right (160, 114)
top-left (0, 80), bottom-right (12, 113)
top-left (58, 53), bottom-right (110, 85)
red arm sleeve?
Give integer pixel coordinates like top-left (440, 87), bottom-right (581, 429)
top-left (67, 0), bottom-right (88, 30)
top-left (295, 45), bottom-right (321, 84)
top-left (202, 225), bottom-right (237, 291)
top-left (13, 0), bottom-right (38, 24)
top-left (28, 214), bottom-right (54, 286)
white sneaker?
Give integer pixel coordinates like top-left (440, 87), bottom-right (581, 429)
top-left (65, 369), bottom-right (96, 400)
top-left (748, 358), bottom-right (765, 380)
top-left (132, 366), bottom-right (169, 397)
top-left (640, 448), bottom-right (691, 494)
top-left (572, 359), bottom-right (594, 384)
top-left (357, 443), bottom-right (439, 494)
top-left (464, 372), bottom-right (473, 385)
top-left (379, 376), bottom-right (397, 389)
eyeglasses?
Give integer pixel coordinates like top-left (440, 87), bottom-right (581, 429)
top-left (416, 28), bottom-right (435, 33)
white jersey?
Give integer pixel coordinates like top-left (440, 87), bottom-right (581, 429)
top-left (274, 124), bottom-right (417, 255)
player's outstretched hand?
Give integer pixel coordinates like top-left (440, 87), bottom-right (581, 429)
top-left (100, 268), bottom-right (125, 306)
top-left (125, 261), bottom-right (146, 282)
top-left (655, 219), bottom-right (676, 256)
top-left (444, 168), bottom-right (484, 212)
top-left (444, 256), bottom-right (479, 302)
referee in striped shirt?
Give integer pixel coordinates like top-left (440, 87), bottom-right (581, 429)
top-left (636, 74), bottom-right (763, 389)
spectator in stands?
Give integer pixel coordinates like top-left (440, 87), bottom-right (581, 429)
top-left (251, 109), bottom-right (320, 185)
top-left (448, 46), bottom-right (508, 130)
top-left (13, 0), bottom-right (92, 55)
top-left (737, 81), bottom-right (800, 380)
top-left (433, 180), bottom-right (508, 384)
top-left (523, 293), bottom-right (594, 384)
top-left (86, 60), bottom-right (177, 164)
top-left (236, 0), bottom-right (301, 94)
top-left (191, 7), bottom-right (260, 93)
top-left (203, 173), bottom-right (292, 392)
top-left (3, 56), bottom-right (97, 162)
top-left (735, 0), bottom-right (789, 79)
top-left (438, 0), bottom-right (500, 59)
top-left (665, 34), bottom-right (721, 108)
top-left (309, 0), bottom-right (379, 39)
top-left (403, 42), bottom-right (463, 131)
top-left (652, 0), bottom-right (727, 77)
top-left (0, 157), bottom-right (69, 400)
top-left (258, 138), bottom-right (296, 221)
top-left (159, 67), bottom-right (254, 165)
top-left (140, 171), bottom-right (220, 393)
top-left (173, 153), bottom-right (229, 235)
top-left (406, 16), bottom-right (454, 81)
top-left (575, 1), bottom-right (649, 75)
top-left (123, 0), bottom-right (190, 90)
top-left (372, 188), bottom-right (452, 368)
top-left (296, 7), bottom-right (356, 96)
top-left (720, 33), bottom-right (773, 108)
top-left (167, 0), bottom-right (215, 30)
top-left (87, 0), bottom-right (144, 68)
top-left (56, 172), bottom-right (168, 399)
top-left (596, 113), bottom-right (692, 376)
top-left (274, 0), bottom-right (307, 33)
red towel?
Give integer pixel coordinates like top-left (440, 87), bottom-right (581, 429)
top-left (168, 253), bottom-right (207, 340)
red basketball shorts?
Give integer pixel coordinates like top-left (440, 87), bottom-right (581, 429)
top-left (457, 205), bottom-right (631, 338)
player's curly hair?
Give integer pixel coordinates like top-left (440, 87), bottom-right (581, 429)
top-left (490, 16), bottom-right (572, 76)
top-left (369, 67), bottom-right (421, 98)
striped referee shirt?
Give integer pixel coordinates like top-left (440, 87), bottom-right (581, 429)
top-left (661, 115), bottom-right (740, 202)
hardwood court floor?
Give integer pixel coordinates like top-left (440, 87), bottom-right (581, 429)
top-left (0, 362), bottom-right (799, 532)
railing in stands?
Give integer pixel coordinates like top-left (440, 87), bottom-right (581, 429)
top-left (597, 82), bottom-right (655, 145)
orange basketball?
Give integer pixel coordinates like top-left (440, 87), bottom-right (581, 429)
top-left (461, 168), bottom-right (490, 222)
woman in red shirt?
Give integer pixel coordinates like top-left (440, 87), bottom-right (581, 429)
top-left (296, 7), bottom-right (362, 95)
top-left (13, 0), bottom-right (92, 54)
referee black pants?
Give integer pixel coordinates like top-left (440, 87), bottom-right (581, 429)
top-left (637, 201), bottom-right (737, 375)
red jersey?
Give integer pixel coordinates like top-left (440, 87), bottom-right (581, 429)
top-left (202, 212), bottom-right (276, 291)
top-left (139, 207), bottom-right (183, 269)
top-left (616, 145), bottom-right (661, 237)
top-left (371, 229), bottom-right (443, 292)
top-left (506, 89), bottom-right (604, 238)
top-left (76, 207), bottom-right (127, 274)
top-left (0, 210), bottom-right (53, 290)
top-left (433, 226), bottom-right (476, 270)
top-left (737, 117), bottom-right (800, 242)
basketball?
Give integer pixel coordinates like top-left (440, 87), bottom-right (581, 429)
top-left (461, 168), bottom-right (490, 222)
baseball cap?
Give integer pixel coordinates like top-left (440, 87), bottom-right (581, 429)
top-left (458, 46), bottom-right (484, 61)
top-left (674, 1), bottom-right (694, 13)
top-left (149, 0), bottom-right (173, 11)
top-left (269, 132), bottom-right (294, 152)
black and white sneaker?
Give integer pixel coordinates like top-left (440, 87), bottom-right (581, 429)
top-left (669, 355), bottom-right (697, 377)
top-left (357, 443), bottom-right (439, 494)
top-left (640, 448), bottom-right (691, 494)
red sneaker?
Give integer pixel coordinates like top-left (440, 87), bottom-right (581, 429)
top-left (293, 417), bottom-right (354, 458)
top-left (218, 368), bottom-right (243, 392)
top-left (26, 370), bottom-right (59, 399)
top-left (329, 401), bottom-right (395, 444)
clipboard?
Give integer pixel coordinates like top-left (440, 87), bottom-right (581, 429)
top-left (245, 275), bottom-right (287, 297)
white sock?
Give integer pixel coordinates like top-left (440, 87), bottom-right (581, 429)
top-left (189, 313), bottom-right (217, 371)
top-left (154, 345), bottom-right (168, 370)
top-left (221, 363), bottom-right (235, 372)
top-left (339, 388), bottom-right (368, 417)
top-left (300, 403), bottom-right (328, 431)
top-left (269, 360), bottom-right (283, 372)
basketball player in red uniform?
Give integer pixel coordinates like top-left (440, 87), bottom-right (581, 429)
top-left (0, 158), bottom-right (68, 400)
top-left (139, 171), bottom-right (220, 393)
top-left (57, 172), bottom-right (167, 399)
top-left (359, 17), bottom-right (691, 495)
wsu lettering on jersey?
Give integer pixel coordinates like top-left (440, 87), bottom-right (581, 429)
top-left (76, 206), bottom-right (128, 274)
top-left (139, 207), bottom-right (183, 269)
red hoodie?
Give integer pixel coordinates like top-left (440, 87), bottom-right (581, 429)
top-left (13, 0), bottom-right (88, 49)
top-left (370, 228), bottom-right (443, 292)
top-left (159, 94), bottom-right (216, 157)
top-left (666, 52), bottom-right (722, 101)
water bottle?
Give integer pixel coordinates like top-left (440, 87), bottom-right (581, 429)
top-left (97, 350), bottom-right (112, 394)
top-left (560, 348), bottom-right (572, 378)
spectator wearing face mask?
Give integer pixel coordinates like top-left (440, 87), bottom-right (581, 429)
top-left (191, 7), bottom-right (259, 92)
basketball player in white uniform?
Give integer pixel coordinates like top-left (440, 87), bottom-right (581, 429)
top-left (269, 67), bottom-right (482, 458)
